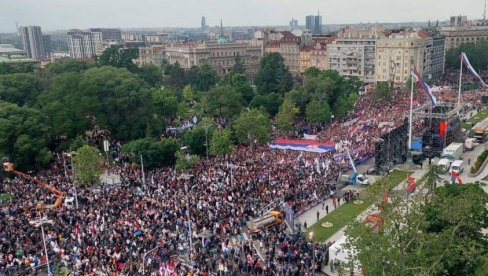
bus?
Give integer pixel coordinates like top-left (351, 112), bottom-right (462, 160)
top-left (472, 119), bottom-right (488, 143)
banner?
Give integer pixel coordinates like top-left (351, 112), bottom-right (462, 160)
top-left (269, 138), bottom-right (336, 153)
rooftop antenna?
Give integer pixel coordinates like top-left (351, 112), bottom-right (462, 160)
top-left (484, 0), bottom-right (487, 20)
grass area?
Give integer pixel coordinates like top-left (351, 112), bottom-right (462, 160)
top-left (0, 193), bottom-right (14, 202)
top-left (308, 170), bottom-right (410, 242)
top-left (463, 108), bottom-right (488, 130)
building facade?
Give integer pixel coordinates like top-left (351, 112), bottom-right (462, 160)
top-left (133, 45), bottom-right (166, 67)
top-left (440, 25), bottom-right (488, 50)
top-left (67, 30), bottom-right (95, 59)
top-left (305, 14), bottom-right (323, 34)
top-left (165, 41), bottom-right (262, 76)
top-left (19, 26), bottom-right (45, 60)
top-left (264, 32), bottom-right (301, 74)
top-left (89, 28), bottom-right (122, 53)
top-left (327, 28), bottom-right (382, 83)
top-left (375, 31), bottom-right (425, 84)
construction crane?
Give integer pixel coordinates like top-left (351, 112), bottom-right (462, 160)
top-left (3, 162), bottom-right (67, 209)
top-left (338, 149), bottom-right (369, 186)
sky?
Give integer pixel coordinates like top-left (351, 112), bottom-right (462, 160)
top-left (0, 0), bottom-right (485, 32)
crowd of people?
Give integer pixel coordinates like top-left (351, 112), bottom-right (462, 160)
top-left (1, 76), bottom-right (487, 275)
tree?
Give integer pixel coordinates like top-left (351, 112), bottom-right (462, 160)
top-left (345, 178), bottom-right (488, 276)
top-left (206, 85), bottom-right (243, 119)
top-left (122, 138), bottom-right (179, 169)
top-left (138, 64), bottom-right (163, 87)
top-left (163, 62), bottom-right (186, 88)
top-left (254, 53), bottom-right (294, 94)
top-left (276, 98), bottom-right (299, 132)
top-left (233, 109), bottom-right (271, 148)
top-left (153, 89), bottom-right (179, 120)
top-left (182, 124), bottom-right (213, 157)
top-left (0, 62), bottom-right (35, 75)
top-left (305, 99), bottom-right (332, 123)
top-left (0, 73), bottom-right (39, 106)
top-left (374, 81), bottom-right (392, 101)
top-left (97, 45), bottom-right (139, 72)
top-left (195, 64), bottom-right (219, 91)
top-left (334, 93), bottom-right (358, 117)
top-left (175, 151), bottom-right (200, 171)
top-left (45, 59), bottom-right (97, 74)
top-left (231, 73), bottom-right (254, 105)
top-left (182, 85), bottom-right (194, 102)
top-left (72, 145), bottom-right (103, 186)
top-left (249, 93), bottom-right (283, 116)
top-left (0, 101), bottom-right (52, 170)
top-left (210, 129), bottom-right (233, 157)
top-left (231, 53), bottom-right (246, 75)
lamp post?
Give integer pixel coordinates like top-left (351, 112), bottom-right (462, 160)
top-left (140, 155), bottom-right (146, 187)
top-left (178, 173), bottom-right (194, 266)
top-left (142, 244), bottom-right (163, 275)
top-left (309, 231), bottom-right (315, 276)
top-left (203, 124), bottom-right (212, 159)
top-left (29, 218), bottom-right (54, 276)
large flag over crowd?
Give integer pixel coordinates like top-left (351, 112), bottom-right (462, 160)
top-left (411, 67), bottom-right (437, 106)
top-left (462, 52), bottom-right (487, 86)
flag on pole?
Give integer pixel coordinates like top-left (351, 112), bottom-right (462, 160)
top-left (411, 67), bottom-right (437, 106)
top-left (461, 52), bottom-right (487, 86)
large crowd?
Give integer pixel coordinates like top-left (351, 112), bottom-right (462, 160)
top-left (1, 74), bottom-right (487, 275)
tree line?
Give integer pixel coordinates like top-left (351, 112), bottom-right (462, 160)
top-left (0, 47), bottom-right (361, 171)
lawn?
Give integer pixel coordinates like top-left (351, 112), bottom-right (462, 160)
top-left (308, 170), bottom-right (410, 242)
top-left (0, 193), bottom-right (14, 202)
top-left (463, 108), bottom-right (488, 130)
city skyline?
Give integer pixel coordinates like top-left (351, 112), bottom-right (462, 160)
top-left (0, 0), bottom-right (485, 33)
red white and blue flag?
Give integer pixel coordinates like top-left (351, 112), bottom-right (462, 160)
top-left (450, 170), bottom-right (463, 184)
top-left (461, 52), bottom-right (487, 86)
top-left (269, 138), bottom-right (336, 153)
top-left (411, 67), bottom-right (437, 106)
top-left (407, 176), bottom-right (416, 193)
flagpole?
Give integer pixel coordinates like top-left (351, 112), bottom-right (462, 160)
top-left (407, 71), bottom-right (414, 164)
top-left (457, 53), bottom-right (463, 112)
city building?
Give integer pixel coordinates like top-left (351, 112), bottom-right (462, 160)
top-left (289, 18), bottom-right (298, 30)
top-left (299, 46), bottom-right (312, 73)
top-left (201, 16), bottom-right (207, 32)
top-left (66, 30), bottom-right (95, 59)
top-left (89, 28), bottom-right (122, 53)
top-left (42, 34), bottom-right (52, 60)
top-left (133, 45), bottom-right (166, 67)
top-left (440, 25), bottom-right (488, 50)
top-left (19, 26), bottom-right (45, 60)
top-left (165, 41), bottom-right (262, 76)
top-left (0, 44), bottom-right (37, 64)
top-left (375, 30), bottom-right (425, 84)
top-left (265, 31), bottom-right (301, 74)
top-left (310, 40), bottom-right (330, 70)
top-left (450, 15), bottom-right (468, 27)
top-left (306, 13), bottom-right (323, 34)
top-left (327, 28), bottom-right (383, 83)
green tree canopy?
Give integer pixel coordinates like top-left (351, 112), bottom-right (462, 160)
top-left (305, 99), bottom-right (332, 124)
top-left (231, 54), bottom-right (246, 75)
top-left (137, 64), bottom-right (163, 87)
top-left (233, 109), bottom-right (271, 148)
top-left (153, 89), bottom-right (179, 120)
top-left (231, 73), bottom-right (254, 105)
top-left (0, 73), bottom-right (39, 106)
top-left (97, 45), bottom-right (139, 72)
top-left (445, 41), bottom-right (488, 69)
top-left (249, 92), bottom-right (283, 116)
top-left (206, 85), bottom-right (243, 119)
top-left (254, 52), bottom-right (294, 94)
top-left (182, 122), bottom-right (214, 157)
top-left (210, 129), bottom-right (233, 157)
top-left (276, 98), bottom-right (299, 132)
top-left (374, 81), bottom-right (392, 101)
top-left (45, 59), bottom-right (97, 74)
top-left (72, 145), bottom-right (103, 186)
top-left (122, 138), bottom-right (179, 169)
top-left (163, 61), bottom-right (186, 89)
top-left (0, 62), bottom-right (35, 75)
top-left (0, 101), bottom-right (52, 170)
top-left (175, 151), bottom-right (200, 171)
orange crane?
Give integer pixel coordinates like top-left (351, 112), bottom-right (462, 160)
top-left (3, 162), bottom-right (66, 209)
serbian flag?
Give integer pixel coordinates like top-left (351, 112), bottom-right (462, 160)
top-left (450, 170), bottom-right (463, 184)
top-left (461, 52), bottom-right (487, 86)
top-left (407, 176), bottom-right (416, 193)
top-left (411, 67), bottom-right (437, 106)
top-left (439, 121), bottom-right (448, 138)
top-left (160, 261), bottom-right (177, 276)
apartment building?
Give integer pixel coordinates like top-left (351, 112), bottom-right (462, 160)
top-left (327, 28), bottom-right (383, 83)
top-left (264, 32), bottom-right (301, 74)
top-left (19, 26), bottom-right (45, 60)
top-left (375, 30), bottom-right (425, 84)
top-left (133, 45), bottom-right (166, 67)
top-left (66, 30), bottom-right (95, 59)
top-left (165, 41), bottom-right (262, 76)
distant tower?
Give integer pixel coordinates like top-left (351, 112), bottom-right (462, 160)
top-left (484, 0), bottom-right (487, 20)
top-left (217, 20), bottom-right (227, 44)
top-left (201, 16), bottom-right (207, 32)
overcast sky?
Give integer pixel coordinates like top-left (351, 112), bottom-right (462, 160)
top-left (0, 0), bottom-right (484, 32)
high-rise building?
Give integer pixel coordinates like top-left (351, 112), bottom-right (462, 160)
top-left (42, 34), bottom-right (52, 60)
top-left (305, 13), bottom-right (323, 34)
top-left (89, 28), bottom-right (122, 52)
top-left (201, 16), bottom-right (207, 32)
top-left (306, 15), bottom-right (316, 34)
top-left (289, 18), bottom-right (298, 29)
top-left (19, 26), bottom-right (45, 60)
top-left (66, 30), bottom-right (95, 59)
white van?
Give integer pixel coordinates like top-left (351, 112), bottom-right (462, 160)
top-left (450, 160), bottom-right (464, 174)
top-left (437, 159), bottom-right (452, 173)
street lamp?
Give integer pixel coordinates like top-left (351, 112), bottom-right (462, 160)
top-left (202, 124), bottom-right (212, 159)
top-left (178, 173), bottom-right (194, 266)
top-left (29, 218), bottom-right (54, 276)
top-left (309, 231), bottom-right (315, 275)
top-left (66, 151), bottom-right (79, 209)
